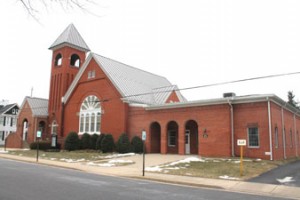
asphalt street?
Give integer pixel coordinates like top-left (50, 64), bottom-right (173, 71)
top-left (249, 160), bottom-right (300, 187)
top-left (0, 158), bottom-right (289, 200)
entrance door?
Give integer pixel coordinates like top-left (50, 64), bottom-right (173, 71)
top-left (185, 130), bottom-right (190, 154)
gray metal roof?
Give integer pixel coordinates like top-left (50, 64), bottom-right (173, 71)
top-left (146, 94), bottom-right (300, 115)
top-left (21, 97), bottom-right (48, 117)
top-left (63, 53), bottom-right (186, 105)
top-left (93, 54), bottom-right (184, 105)
top-left (0, 104), bottom-right (16, 114)
top-left (49, 24), bottom-right (90, 52)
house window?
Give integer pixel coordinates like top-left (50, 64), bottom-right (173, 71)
top-left (248, 127), bottom-right (259, 148)
top-left (79, 95), bottom-right (101, 135)
top-left (274, 126), bottom-right (279, 148)
top-left (168, 130), bottom-right (176, 147)
top-left (10, 117), bottom-right (14, 127)
top-left (290, 129), bottom-right (293, 148)
top-left (1, 131), bottom-right (4, 141)
top-left (88, 70), bottom-right (95, 79)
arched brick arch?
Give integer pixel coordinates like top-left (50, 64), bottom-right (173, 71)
top-left (150, 122), bottom-right (161, 153)
top-left (22, 119), bottom-right (28, 141)
top-left (185, 120), bottom-right (199, 154)
top-left (167, 121), bottom-right (179, 154)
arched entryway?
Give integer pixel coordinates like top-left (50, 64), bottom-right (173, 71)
top-left (150, 122), bottom-right (161, 153)
top-left (167, 121), bottom-right (179, 154)
top-left (185, 120), bottom-right (199, 154)
top-left (22, 119), bottom-right (28, 141)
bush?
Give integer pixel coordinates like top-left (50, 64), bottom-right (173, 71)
top-left (30, 141), bottom-right (51, 150)
top-left (116, 133), bottom-right (132, 154)
top-left (80, 133), bottom-right (91, 149)
top-left (101, 134), bottom-right (115, 153)
top-left (96, 133), bottom-right (106, 150)
top-left (64, 131), bottom-right (80, 151)
top-left (89, 134), bottom-right (99, 150)
top-left (131, 136), bottom-right (143, 153)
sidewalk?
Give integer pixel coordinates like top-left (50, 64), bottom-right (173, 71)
top-left (0, 150), bottom-right (300, 200)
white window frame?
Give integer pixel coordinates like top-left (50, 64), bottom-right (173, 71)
top-left (79, 96), bottom-right (101, 135)
top-left (248, 127), bottom-right (259, 148)
top-left (168, 130), bottom-right (176, 147)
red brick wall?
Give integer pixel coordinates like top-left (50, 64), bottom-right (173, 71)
top-left (6, 133), bottom-right (22, 149)
top-left (128, 104), bottom-right (232, 157)
top-left (48, 46), bottom-right (86, 138)
top-left (63, 58), bottom-right (128, 142)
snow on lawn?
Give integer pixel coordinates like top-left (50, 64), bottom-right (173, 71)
top-left (219, 175), bottom-right (239, 180)
top-left (60, 158), bottom-right (86, 163)
top-left (104, 153), bottom-right (135, 159)
top-left (0, 150), bottom-right (8, 154)
top-left (87, 159), bottom-right (134, 167)
top-left (145, 157), bottom-right (204, 172)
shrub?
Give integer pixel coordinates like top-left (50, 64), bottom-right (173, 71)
top-left (131, 136), bottom-right (143, 153)
top-left (80, 133), bottom-right (91, 149)
top-left (30, 141), bottom-right (51, 150)
top-left (116, 133), bottom-right (132, 154)
top-left (101, 134), bottom-right (115, 153)
top-left (64, 131), bottom-right (80, 151)
top-left (89, 134), bottom-right (99, 150)
top-left (96, 133), bottom-right (106, 150)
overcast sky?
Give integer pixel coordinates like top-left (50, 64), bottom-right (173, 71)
top-left (1, 0), bottom-right (300, 105)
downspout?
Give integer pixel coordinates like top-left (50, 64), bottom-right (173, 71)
top-left (293, 114), bottom-right (298, 157)
top-left (281, 106), bottom-right (286, 159)
top-left (228, 99), bottom-right (234, 157)
top-left (61, 97), bottom-right (65, 138)
top-left (267, 98), bottom-right (273, 160)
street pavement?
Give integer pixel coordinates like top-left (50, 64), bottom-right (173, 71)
top-left (249, 160), bottom-right (300, 187)
top-left (0, 149), bottom-right (300, 200)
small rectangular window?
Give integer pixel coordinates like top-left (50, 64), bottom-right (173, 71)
top-left (274, 127), bottom-right (279, 148)
top-left (168, 131), bottom-right (176, 147)
top-left (248, 127), bottom-right (259, 148)
top-left (290, 129), bottom-right (293, 148)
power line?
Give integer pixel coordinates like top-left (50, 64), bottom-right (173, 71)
top-left (18, 71), bottom-right (300, 110)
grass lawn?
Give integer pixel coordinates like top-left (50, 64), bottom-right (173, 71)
top-left (5, 150), bottom-right (299, 180)
top-left (7, 149), bottom-right (107, 161)
top-left (148, 157), bottom-right (299, 180)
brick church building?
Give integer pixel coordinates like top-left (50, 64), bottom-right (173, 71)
top-left (10, 24), bottom-right (300, 160)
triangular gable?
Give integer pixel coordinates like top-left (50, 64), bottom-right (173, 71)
top-left (0, 104), bottom-right (18, 115)
top-left (19, 97), bottom-right (48, 117)
top-left (63, 52), bottom-right (186, 105)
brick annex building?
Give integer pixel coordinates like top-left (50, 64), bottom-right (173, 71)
top-left (9, 24), bottom-right (300, 160)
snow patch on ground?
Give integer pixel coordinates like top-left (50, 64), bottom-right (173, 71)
top-left (219, 175), bottom-right (239, 180)
top-left (145, 157), bottom-right (204, 172)
top-left (87, 159), bottom-right (134, 167)
top-left (60, 158), bottom-right (86, 163)
top-left (0, 150), bottom-right (8, 154)
top-left (104, 153), bottom-right (135, 159)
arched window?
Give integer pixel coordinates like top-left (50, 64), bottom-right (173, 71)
top-left (70, 54), bottom-right (80, 67)
top-left (55, 54), bottom-right (62, 66)
top-left (79, 95), bottom-right (101, 135)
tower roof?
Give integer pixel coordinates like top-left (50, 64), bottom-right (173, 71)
top-left (49, 24), bottom-right (90, 52)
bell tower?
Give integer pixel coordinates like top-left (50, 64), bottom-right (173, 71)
top-left (48, 24), bottom-right (90, 138)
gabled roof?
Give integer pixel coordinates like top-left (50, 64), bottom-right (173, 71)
top-left (20, 97), bottom-right (48, 117)
top-left (0, 104), bottom-right (17, 115)
top-left (63, 53), bottom-right (186, 105)
top-left (49, 24), bottom-right (90, 52)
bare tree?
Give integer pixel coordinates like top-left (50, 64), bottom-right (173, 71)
top-left (18, 0), bottom-right (95, 21)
